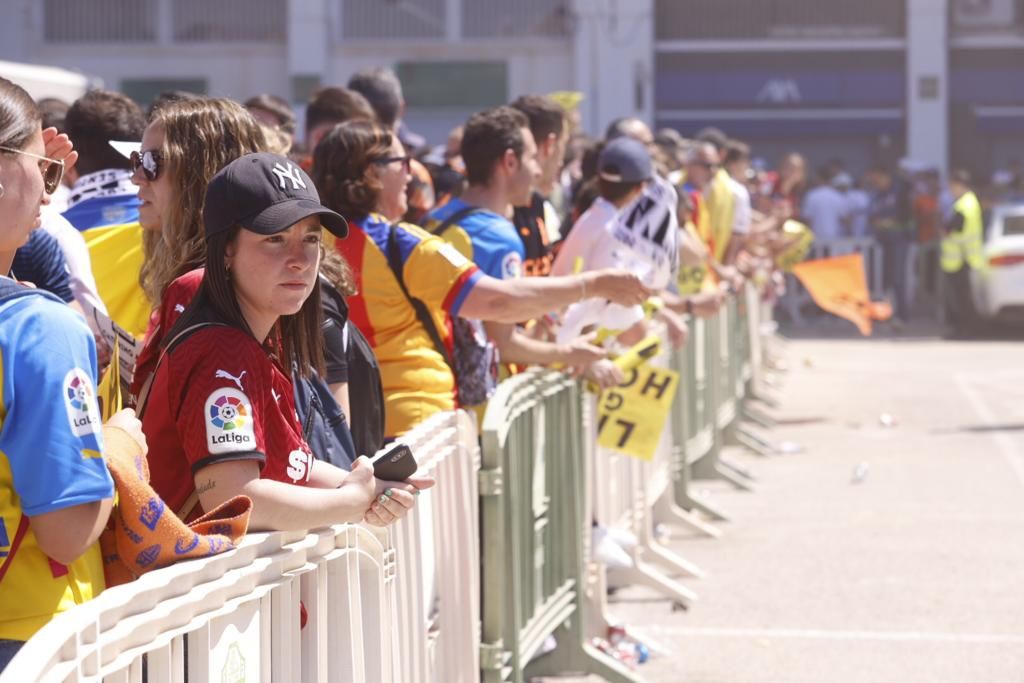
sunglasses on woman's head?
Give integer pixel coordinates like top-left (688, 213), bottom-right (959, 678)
top-left (0, 146), bottom-right (65, 194)
top-left (372, 155), bottom-right (412, 173)
top-left (130, 149), bottom-right (164, 182)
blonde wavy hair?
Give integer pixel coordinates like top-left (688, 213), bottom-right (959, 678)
top-left (139, 97), bottom-right (267, 306)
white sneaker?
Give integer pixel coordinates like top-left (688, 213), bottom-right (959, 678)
top-left (606, 526), bottom-right (639, 552)
top-left (593, 525), bottom-right (633, 569)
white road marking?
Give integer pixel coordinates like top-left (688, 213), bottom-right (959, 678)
top-left (646, 625), bottom-right (1024, 645)
top-left (953, 372), bottom-right (1024, 488)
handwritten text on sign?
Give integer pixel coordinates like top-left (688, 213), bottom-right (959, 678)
top-left (597, 363), bottom-right (679, 461)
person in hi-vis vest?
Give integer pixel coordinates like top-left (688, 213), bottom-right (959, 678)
top-left (941, 169), bottom-right (984, 336)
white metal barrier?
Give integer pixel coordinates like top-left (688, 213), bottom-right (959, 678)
top-left (588, 329), bottom-right (706, 613)
top-left (1, 410), bottom-right (480, 683)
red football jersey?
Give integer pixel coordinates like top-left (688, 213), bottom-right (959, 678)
top-left (144, 324), bottom-right (315, 518)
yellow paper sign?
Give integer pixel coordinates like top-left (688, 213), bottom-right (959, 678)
top-left (597, 363), bottom-right (679, 460)
top-left (96, 342), bottom-right (123, 421)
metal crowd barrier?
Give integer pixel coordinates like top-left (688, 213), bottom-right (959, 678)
top-left (478, 369), bottom-right (637, 683)
top-left (0, 410), bottom-right (481, 683)
top-left (5, 289), bottom-right (776, 683)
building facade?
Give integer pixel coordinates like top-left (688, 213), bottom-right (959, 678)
top-left (1, 0), bottom-right (1021, 177)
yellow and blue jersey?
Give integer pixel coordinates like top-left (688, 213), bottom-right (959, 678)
top-left (0, 285), bottom-right (113, 641)
top-left (63, 182), bottom-right (149, 337)
top-left (337, 214), bottom-right (482, 437)
top-left (424, 198), bottom-right (525, 281)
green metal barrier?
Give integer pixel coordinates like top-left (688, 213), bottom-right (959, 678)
top-left (480, 290), bottom-right (770, 681)
top-left (479, 369), bottom-right (645, 683)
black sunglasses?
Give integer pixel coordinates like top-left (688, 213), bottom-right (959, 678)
top-left (130, 149), bottom-right (164, 182)
top-left (372, 155), bottom-right (412, 173)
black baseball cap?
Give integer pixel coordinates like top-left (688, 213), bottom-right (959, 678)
top-left (598, 138), bottom-right (652, 184)
top-left (203, 152), bottom-right (348, 239)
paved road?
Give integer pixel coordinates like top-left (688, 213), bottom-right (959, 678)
top-left (595, 328), bottom-right (1024, 683)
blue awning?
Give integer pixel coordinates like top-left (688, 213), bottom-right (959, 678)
top-left (655, 109), bottom-right (904, 138)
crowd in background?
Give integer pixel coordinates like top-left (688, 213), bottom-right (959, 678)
top-left (0, 65), bottom-right (855, 669)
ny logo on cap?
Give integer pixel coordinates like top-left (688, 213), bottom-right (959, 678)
top-left (272, 162), bottom-right (307, 191)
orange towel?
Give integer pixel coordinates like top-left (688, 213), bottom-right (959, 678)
top-left (99, 427), bottom-right (252, 587)
top-left (792, 253), bottom-right (892, 335)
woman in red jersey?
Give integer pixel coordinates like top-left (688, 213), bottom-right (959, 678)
top-left (143, 152), bottom-right (431, 531)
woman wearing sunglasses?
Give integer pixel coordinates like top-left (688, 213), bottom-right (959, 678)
top-left (128, 100), bottom-right (373, 464)
top-left (313, 121), bottom-right (651, 438)
top-left (129, 98), bottom-right (267, 395)
top-left (141, 152), bottom-right (430, 530)
top-left (0, 78), bottom-right (147, 671)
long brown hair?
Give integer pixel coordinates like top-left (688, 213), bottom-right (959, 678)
top-left (140, 98), bottom-right (266, 306)
top-left (311, 120), bottom-right (392, 222)
top-left (171, 226), bottom-right (325, 378)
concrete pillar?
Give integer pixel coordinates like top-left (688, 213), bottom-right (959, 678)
top-left (906, 0), bottom-right (949, 175)
top-left (287, 0), bottom-right (330, 102)
top-left (571, 0), bottom-right (654, 137)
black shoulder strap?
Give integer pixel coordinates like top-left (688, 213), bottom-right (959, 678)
top-left (385, 225), bottom-right (454, 370)
top-left (135, 322), bottom-right (226, 418)
top-left (428, 205), bottom-right (486, 237)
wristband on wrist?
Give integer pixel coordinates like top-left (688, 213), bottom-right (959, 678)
top-left (684, 298), bottom-right (694, 316)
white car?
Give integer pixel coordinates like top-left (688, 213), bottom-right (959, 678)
top-left (972, 203), bottom-right (1024, 320)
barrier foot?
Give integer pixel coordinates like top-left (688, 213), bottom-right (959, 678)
top-left (654, 494), bottom-right (722, 539)
top-left (742, 403), bottom-right (777, 429)
top-left (610, 560), bottom-right (699, 606)
top-left (750, 385), bottom-right (782, 409)
top-left (735, 426), bottom-right (776, 458)
top-left (678, 491), bottom-right (730, 523)
top-left (715, 462), bottom-right (756, 492)
top-left (578, 639), bottom-right (651, 683)
top-left (524, 628), bottom-right (651, 683)
top-left (639, 538), bottom-right (706, 580)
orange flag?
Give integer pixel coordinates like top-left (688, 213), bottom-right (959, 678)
top-left (791, 253), bottom-right (892, 335)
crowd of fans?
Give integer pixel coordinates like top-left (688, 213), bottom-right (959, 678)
top-left (0, 68), bottom-right (812, 669)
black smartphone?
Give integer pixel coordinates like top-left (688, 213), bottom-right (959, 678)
top-left (368, 442), bottom-right (418, 481)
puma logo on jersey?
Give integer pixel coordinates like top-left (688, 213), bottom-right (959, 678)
top-left (215, 369), bottom-right (247, 391)
top-left (174, 304), bottom-right (185, 313)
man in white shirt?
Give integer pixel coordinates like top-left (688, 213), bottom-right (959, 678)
top-left (553, 137), bottom-right (680, 341)
top-left (836, 172), bottom-right (871, 239)
top-left (722, 139), bottom-right (754, 264)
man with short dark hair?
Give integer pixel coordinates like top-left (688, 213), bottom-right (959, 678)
top-left (62, 89), bottom-right (149, 334)
top-left (348, 67), bottom-right (426, 152)
top-left (510, 94), bottom-right (569, 276)
top-left (304, 87), bottom-right (375, 154)
top-left (425, 106), bottom-right (605, 376)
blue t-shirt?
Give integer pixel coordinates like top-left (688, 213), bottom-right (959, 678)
top-left (424, 198), bottom-right (525, 281)
top-left (11, 229), bottom-right (73, 303)
top-left (0, 284), bottom-right (113, 639)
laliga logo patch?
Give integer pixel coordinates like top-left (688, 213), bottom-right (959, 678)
top-left (63, 369), bottom-right (100, 437)
top-left (501, 252), bottom-right (523, 280)
top-left (205, 388), bottom-right (256, 454)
